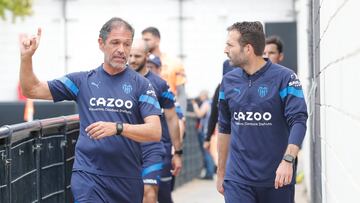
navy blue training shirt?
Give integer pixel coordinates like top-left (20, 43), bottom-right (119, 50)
top-left (218, 60), bottom-right (308, 187)
top-left (144, 71), bottom-right (175, 145)
top-left (47, 65), bottom-right (161, 179)
top-left (141, 71), bottom-right (177, 175)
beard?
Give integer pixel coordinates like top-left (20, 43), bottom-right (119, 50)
top-left (134, 62), bottom-right (146, 72)
top-left (229, 48), bottom-right (247, 67)
top-left (229, 57), bottom-right (245, 67)
top-left (105, 53), bottom-right (127, 70)
top-left (148, 45), bottom-right (155, 53)
top-left (109, 61), bottom-right (126, 69)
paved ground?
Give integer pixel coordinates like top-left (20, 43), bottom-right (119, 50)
top-left (173, 178), bottom-right (309, 203)
top-left (173, 151), bottom-right (309, 203)
top-left (172, 178), bottom-right (224, 203)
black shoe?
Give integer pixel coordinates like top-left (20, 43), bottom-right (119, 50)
top-left (200, 175), bottom-right (213, 180)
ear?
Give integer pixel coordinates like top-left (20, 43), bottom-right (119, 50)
top-left (279, 53), bottom-right (284, 62)
top-left (98, 37), bottom-right (104, 51)
top-left (155, 37), bottom-right (160, 46)
top-left (246, 44), bottom-right (254, 54)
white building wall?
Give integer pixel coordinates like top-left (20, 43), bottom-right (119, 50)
top-left (318, 0), bottom-right (360, 202)
top-left (0, 0), bottom-right (65, 101)
top-left (0, 0), bottom-right (294, 101)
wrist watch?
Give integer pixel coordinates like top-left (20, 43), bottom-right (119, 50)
top-left (283, 154), bottom-right (295, 164)
top-left (174, 149), bottom-right (183, 156)
top-left (116, 122), bottom-right (123, 135)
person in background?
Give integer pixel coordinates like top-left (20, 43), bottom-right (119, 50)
top-left (129, 40), bottom-right (182, 203)
top-left (203, 59), bottom-right (236, 166)
top-left (18, 17), bottom-right (162, 203)
top-left (192, 90), bottom-right (215, 180)
top-left (142, 27), bottom-right (187, 114)
top-left (147, 54), bottom-right (186, 142)
top-left (263, 35), bottom-right (284, 64)
top-left (217, 21), bottom-right (308, 203)
top-left (146, 54), bottom-right (162, 75)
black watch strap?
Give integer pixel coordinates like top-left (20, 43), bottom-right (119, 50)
top-left (174, 149), bottom-right (183, 156)
top-left (283, 154), bottom-right (295, 164)
top-left (116, 122), bottom-right (123, 135)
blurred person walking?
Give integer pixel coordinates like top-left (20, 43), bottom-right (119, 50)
top-left (129, 40), bottom-right (182, 203)
top-left (192, 90), bottom-right (215, 180)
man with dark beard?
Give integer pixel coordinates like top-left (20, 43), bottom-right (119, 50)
top-left (217, 22), bottom-right (308, 203)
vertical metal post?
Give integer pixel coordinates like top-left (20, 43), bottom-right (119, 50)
top-left (61, 117), bottom-right (68, 202)
top-left (62, 0), bottom-right (69, 74)
top-left (309, 0), bottom-right (322, 202)
top-left (3, 126), bottom-right (13, 203)
top-left (178, 0), bottom-right (185, 60)
top-left (35, 128), bottom-right (43, 203)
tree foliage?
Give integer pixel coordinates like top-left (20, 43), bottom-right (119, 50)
top-left (0, 0), bottom-right (33, 21)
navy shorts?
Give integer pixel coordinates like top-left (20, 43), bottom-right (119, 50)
top-left (223, 180), bottom-right (294, 203)
top-left (71, 170), bottom-right (143, 203)
top-left (142, 152), bottom-right (163, 186)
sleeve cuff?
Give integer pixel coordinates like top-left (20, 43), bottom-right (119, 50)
top-left (288, 122), bottom-right (307, 147)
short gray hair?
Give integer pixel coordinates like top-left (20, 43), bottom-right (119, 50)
top-left (99, 17), bottom-right (134, 42)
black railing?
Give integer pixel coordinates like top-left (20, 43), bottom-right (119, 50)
top-left (0, 114), bottom-right (202, 203)
top-left (0, 115), bottom-right (79, 203)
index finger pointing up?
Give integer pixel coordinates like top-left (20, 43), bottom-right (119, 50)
top-left (35, 27), bottom-right (42, 47)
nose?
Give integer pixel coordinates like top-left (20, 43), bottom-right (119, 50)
top-left (115, 44), bottom-right (125, 54)
top-left (224, 46), bottom-right (229, 55)
top-left (263, 52), bottom-right (268, 58)
top-left (129, 55), bottom-right (135, 64)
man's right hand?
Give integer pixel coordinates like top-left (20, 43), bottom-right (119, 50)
top-left (203, 140), bottom-right (210, 151)
top-left (216, 171), bottom-right (225, 195)
top-left (19, 28), bottom-right (42, 59)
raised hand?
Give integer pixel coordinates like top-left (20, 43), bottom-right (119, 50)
top-left (19, 28), bottom-right (42, 58)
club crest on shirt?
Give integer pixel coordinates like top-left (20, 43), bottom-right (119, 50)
top-left (122, 83), bottom-right (133, 94)
top-left (258, 86), bottom-right (268, 98)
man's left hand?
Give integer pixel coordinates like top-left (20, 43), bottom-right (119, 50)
top-left (274, 160), bottom-right (293, 189)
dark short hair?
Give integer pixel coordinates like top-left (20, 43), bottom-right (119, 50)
top-left (142, 27), bottom-right (161, 39)
top-left (265, 35), bottom-right (283, 53)
top-left (99, 17), bottom-right (134, 42)
top-left (227, 21), bottom-right (265, 56)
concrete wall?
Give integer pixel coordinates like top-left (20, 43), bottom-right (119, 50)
top-left (318, 0), bottom-right (360, 202)
top-left (0, 0), bottom-right (294, 100)
top-left (295, 0), bottom-right (360, 202)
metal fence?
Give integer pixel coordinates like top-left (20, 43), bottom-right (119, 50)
top-left (0, 114), bottom-right (202, 203)
top-left (174, 115), bottom-right (203, 188)
top-left (0, 115), bottom-right (79, 203)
